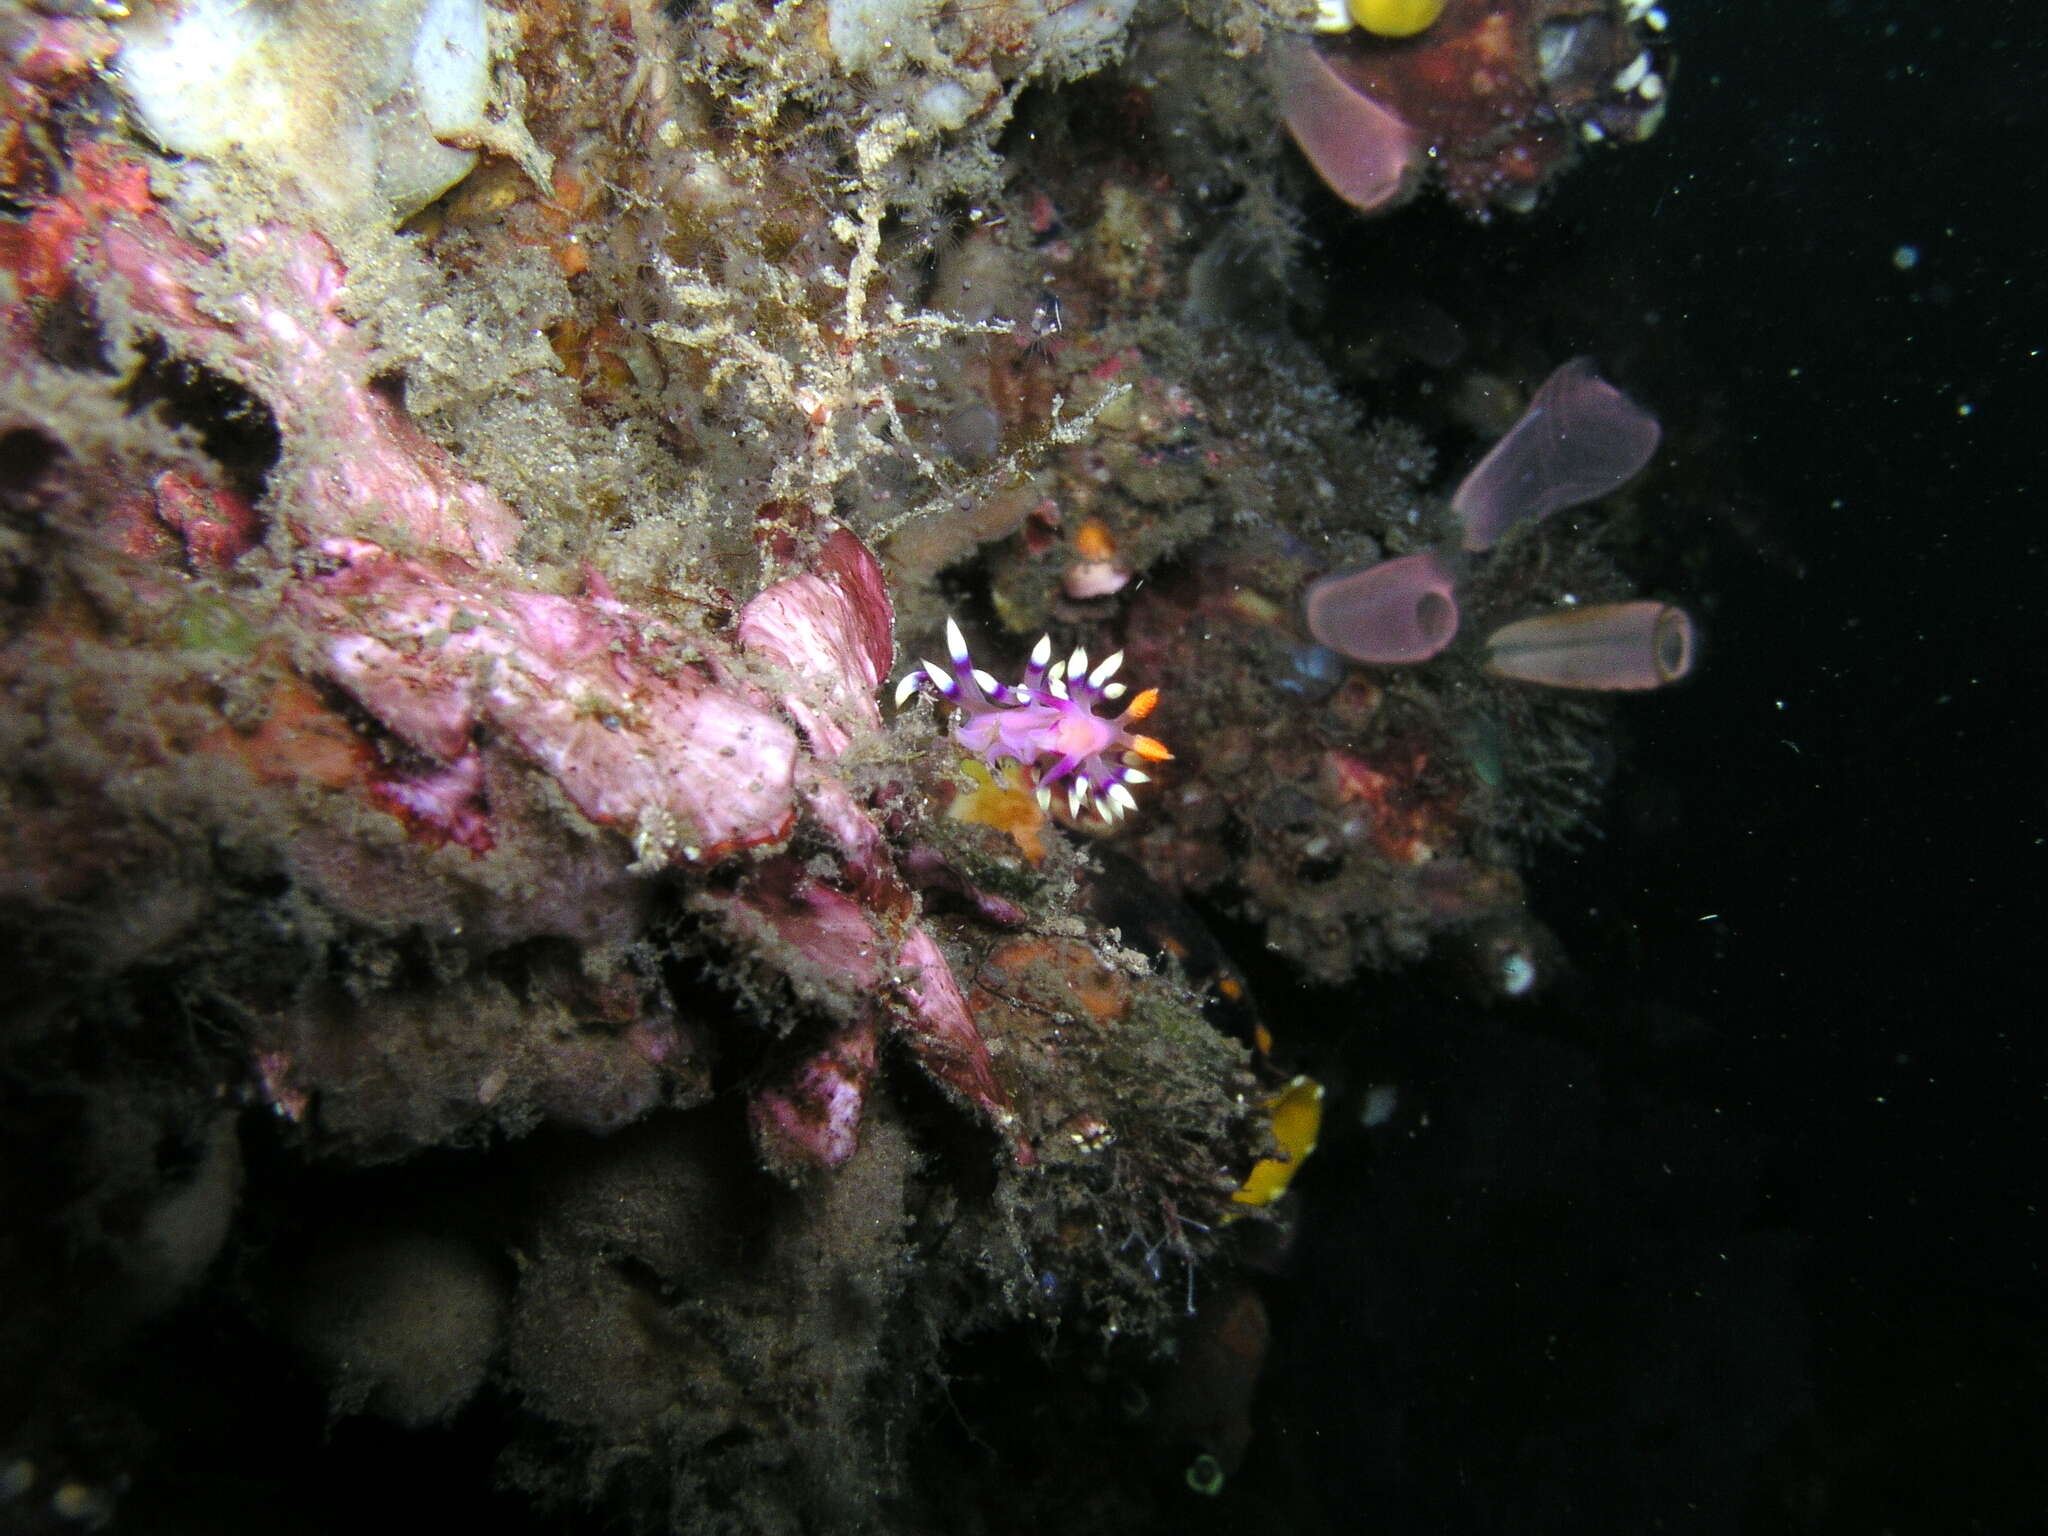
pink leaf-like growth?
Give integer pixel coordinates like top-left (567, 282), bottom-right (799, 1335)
top-left (96, 205), bottom-right (518, 564)
top-left (712, 862), bottom-right (1026, 1170)
top-left (894, 926), bottom-right (1014, 1137)
top-left (292, 541), bottom-right (802, 861)
top-left (1303, 547), bottom-right (1460, 665)
top-left (1271, 38), bottom-right (1425, 216)
top-left (1484, 601), bottom-right (1696, 690)
top-left (368, 746), bottom-right (495, 854)
top-left (738, 528), bottom-right (895, 759)
top-left (1452, 358), bottom-right (1661, 552)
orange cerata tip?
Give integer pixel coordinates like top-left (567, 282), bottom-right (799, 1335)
top-left (1129, 734), bottom-right (1173, 762)
top-left (1122, 686), bottom-right (1159, 721)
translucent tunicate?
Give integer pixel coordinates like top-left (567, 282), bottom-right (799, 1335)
top-left (1271, 39), bottom-right (1423, 215)
top-left (1303, 548), bottom-right (1459, 664)
top-left (1483, 601), bottom-right (1696, 690)
top-left (1452, 358), bottom-right (1661, 552)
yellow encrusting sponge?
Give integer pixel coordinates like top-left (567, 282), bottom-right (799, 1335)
top-left (1350, 0), bottom-right (1448, 38)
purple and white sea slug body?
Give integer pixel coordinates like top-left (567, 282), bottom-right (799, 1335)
top-left (895, 620), bottom-right (1173, 822)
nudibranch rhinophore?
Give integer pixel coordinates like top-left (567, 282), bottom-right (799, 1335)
top-left (895, 619), bottom-right (1171, 823)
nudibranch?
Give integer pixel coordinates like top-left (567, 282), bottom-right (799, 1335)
top-left (894, 619), bottom-right (1171, 823)
top-left (1231, 1075), bottom-right (1325, 1210)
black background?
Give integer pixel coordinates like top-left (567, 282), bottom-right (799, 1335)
top-left (1256, 1), bottom-right (2047, 1530)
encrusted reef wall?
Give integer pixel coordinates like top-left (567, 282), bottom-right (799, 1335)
top-left (1, 0), bottom-right (1682, 1530)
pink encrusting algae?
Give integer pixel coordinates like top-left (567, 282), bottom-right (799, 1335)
top-left (896, 620), bottom-right (1173, 822)
top-left (1, 137), bottom-right (1031, 1172)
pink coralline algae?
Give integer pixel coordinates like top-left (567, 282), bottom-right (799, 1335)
top-left (4, 141), bottom-right (1020, 1171)
top-left (749, 1013), bottom-right (878, 1171)
top-left (1304, 547), bottom-right (1461, 665)
top-left (291, 541), bottom-right (804, 861)
top-left (736, 527), bottom-right (897, 759)
top-left (1484, 600), bottom-right (1696, 690)
top-left (896, 620), bottom-right (1173, 823)
top-left (1453, 356), bottom-right (1662, 551)
top-left (707, 857), bottom-right (1023, 1174)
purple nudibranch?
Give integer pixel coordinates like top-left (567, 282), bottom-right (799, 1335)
top-left (895, 619), bottom-right (1172, 822)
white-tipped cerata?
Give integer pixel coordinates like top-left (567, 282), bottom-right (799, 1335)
top-left (910, 618), bottom-right (1168, 831)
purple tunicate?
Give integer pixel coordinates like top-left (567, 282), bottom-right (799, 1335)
top-left (1452, 358), bottom-right (1661, 552)
top-left (1270, 39), bottom-right (1424, 215)
top-left (1303, 548), bottom-right (1460, 665)
top-left (1483, 601), bottom-right (1696, 690)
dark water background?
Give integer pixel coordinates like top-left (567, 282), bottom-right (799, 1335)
top-left (1253, 0), bottom-right (2047, 1530)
